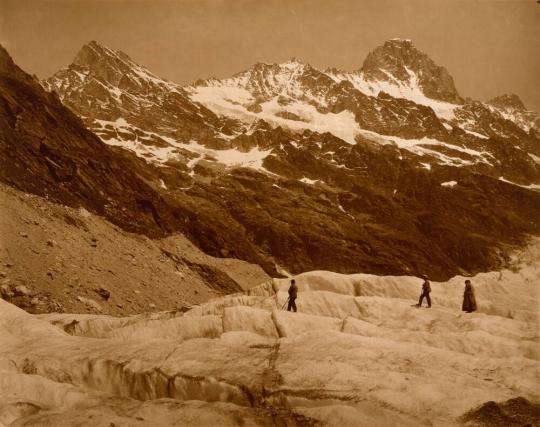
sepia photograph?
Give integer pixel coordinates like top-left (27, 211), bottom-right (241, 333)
top-left (0, 0), bottom-right (539, 425)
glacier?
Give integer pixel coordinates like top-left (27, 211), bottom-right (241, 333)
top-left (1, 240), bottom-right (538, 426)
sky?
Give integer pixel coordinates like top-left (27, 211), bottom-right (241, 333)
top-left (1, 0), bottom-right (539, 111)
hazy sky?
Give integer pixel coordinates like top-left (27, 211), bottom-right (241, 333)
top-left (1, 0), bottom-right (539, 111)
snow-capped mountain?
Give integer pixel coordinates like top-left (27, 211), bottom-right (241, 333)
top-left (187, 39), bottom-right (539, 181)
top-left (359, 38), bottom-right (463, 104)
top-left (44, 41), bottom-right (236, 165)
top-left (11, 39), bottom-right (538, 280)
top-left (45, 40), bottom-right (540, 185)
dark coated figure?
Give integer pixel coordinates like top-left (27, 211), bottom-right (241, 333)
top-left (462, 279), bottom-right (477, 313)
top-left (287, 279), bottom-right (298, 312)
top-left (416, 274), bottom-right (431, 308)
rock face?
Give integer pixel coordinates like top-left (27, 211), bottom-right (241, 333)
top-left (460, 397), bottom-right (540, 427)
top-left (487, 94), bottom-right (527, 112)
top-left (1, 240), bottom-right (539, 426)
top-left (486, 93), bottom-right (540, 133)
top-left (361, 38), bottom-right (463, 104)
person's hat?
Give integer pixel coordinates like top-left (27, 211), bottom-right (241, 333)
top-left (422, 274), bottom-right (429, 280)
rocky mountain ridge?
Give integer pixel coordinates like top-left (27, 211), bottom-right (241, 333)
top-left (2, 40), bottom-right (540, 281)
top-left (46, 40), bottom-right (540, 182)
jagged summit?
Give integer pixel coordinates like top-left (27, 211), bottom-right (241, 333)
top-left (192, 55), bottom-right (326, 103)
top-left (360, 38), bottom-right (463, 104)
top-left (60, 40), bottom-right (172, 92)
top-left (73, 40), bottom-right (131, 69)
top-left (42, 41), bottom-right (229, 169)
top-left (389, 38), bottom-right (413, 43)
top-left (283, 56), bottom-right (306, 66)
top-left (487, 93), bottom-right (527, 111)
top-left (486, 93), bottom-right (539, 132)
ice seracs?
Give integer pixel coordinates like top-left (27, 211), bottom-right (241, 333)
top-left (1, 240), bottom-right (539, 426)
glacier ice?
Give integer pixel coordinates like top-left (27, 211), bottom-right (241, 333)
top-left (1, 241), bottom-right (539, 426)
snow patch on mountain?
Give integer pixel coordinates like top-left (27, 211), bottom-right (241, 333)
top-left (177, 140), bottom-right (273, 171)
top-left (326, 67), bottom-right (459, 120)
top-left (190, 87), bottom-right (361, 144)
top-left (498, 177), bottom-right (540, 191)
top-left (260, 98), bottom-right (360, 144)
top-left (462, 128), bottom-right (489, 139)
top-left (299, 177), bottom-right (320, 185)
top-left (357, 129), bottom-right (496, 167)
top-left (528, 153), bottom-right (540, 164)
top-left (189, 86), bottom-right (255, 115)
top-left (92, 116), bottom-right (273, 171)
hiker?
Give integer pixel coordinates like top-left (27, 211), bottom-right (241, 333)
top-left (287, 279), bottom-right (298, 312)
top-left (416, 274), bottom-right (431, 308)
top-left (462, 279), bottom-right (477, 313)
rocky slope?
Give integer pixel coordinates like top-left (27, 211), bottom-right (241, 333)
top-left (1, 240), bottom-right (539, 426)
top-left (0, 182), bottom-right (268, 316)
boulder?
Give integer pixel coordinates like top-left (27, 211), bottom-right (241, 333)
top-left (13, 285), bottom-right (32, 297)
top-left (95, 287), bottom-right (111, 301)
top-left (0, 284), bottom-right (14, 300)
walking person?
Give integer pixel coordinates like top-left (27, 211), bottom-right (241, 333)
top-left (416, 275), bottom-right (431, 308)
top-left (462, 279), bottom-right (477, 313)
top-left (287, 279), bottom-right (298, 312)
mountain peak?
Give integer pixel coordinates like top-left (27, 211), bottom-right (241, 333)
top-left (487, 93), bottom-right (526, 111)
top-left (73, 41), bottom-right (131, 69)
top-left (63, 41), bottom-right (175, 93)
top-left (361, 38), bottom-right (463, 104)
top-left (286, 56), bottom-right (304, 64)
top-left (388, 38), bottom-right (413, 44)
top-left (279, 57), bottom-right (308, 71)
top-left (45, 40), bottom-right (186, 116)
